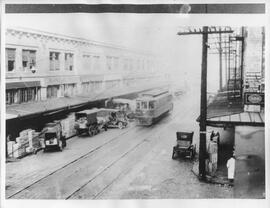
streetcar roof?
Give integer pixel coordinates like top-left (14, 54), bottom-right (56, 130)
top-left (137, 92), bottom-right (171, 101)
top-left (141, 89), bottom-right (169, 97)
top-left (112, 98), bottom-right (134, 104)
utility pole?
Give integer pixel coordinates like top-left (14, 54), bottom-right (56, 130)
top-left (219, 33), bottom-right (223, 91)
top-left (199, 26), bottom-right (208, 180)
top-left (177, 27), bottom-right (233, 180)
top-left (224, 39), bottom-right (228, 85)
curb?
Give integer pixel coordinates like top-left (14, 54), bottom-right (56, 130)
top-left (191, 161), bottom-right (233, 187)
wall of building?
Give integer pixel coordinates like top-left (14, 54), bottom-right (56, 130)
top-left (234, 126), bottom-right (265, 198)
top-left (5, 28), bottom-right (162, 105)
top-left (243, 27), bottom-right (264, 93)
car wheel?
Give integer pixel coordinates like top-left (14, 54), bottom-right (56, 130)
top-left (172, 150), bottom-right (178, 159)
top-left (88, 129), bottom-right (93, 137)
top-left (118, 122), bottom-right (123, 129)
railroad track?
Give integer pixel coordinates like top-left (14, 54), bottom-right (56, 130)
top-left (67, 103), bottom-right (194, 199)
top-left (8, 98), bottom-right (192, 199)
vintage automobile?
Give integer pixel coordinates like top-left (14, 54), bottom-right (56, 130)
top-left (97, 108), bottom-right (128, 129)
top-left (42, 121), bottom-right (66, 152)
top-left (172, 131), bottom-right (196, 159)
top-left (74, 108), bottom-right (107, 136)
top-left (105, 98), bottom-right (136, 119)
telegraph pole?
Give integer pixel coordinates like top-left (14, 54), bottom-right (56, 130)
top-left (199, 26), bottom-right (208, 180)
top-left (219, 33), bottom-right (223, 90)
top-left (177, 27), bottom-right (233, 180)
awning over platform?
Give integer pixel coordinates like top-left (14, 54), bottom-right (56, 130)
top-left (6, 96), bottom-right (92, 120)
top-left (6, 82), bottom-right (169, 120)
top-left (207, 111), bottom-right (264, 127)
top-left (197, 91), bottom-right (264, 127)
top-left (6, 81), bottom-right (40, 90)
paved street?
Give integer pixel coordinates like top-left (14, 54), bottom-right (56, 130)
top-left (6, 91), bottom-right (232, 199)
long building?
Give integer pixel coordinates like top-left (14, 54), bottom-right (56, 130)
top-left (5, 27), bottom-right (166, 119)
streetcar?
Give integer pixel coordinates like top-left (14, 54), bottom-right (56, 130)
top-left (135, 89), bottom-right (173, 126)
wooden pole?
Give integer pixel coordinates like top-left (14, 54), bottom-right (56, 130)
top-left (199, 26), bottom-right (208, 180)
top-left (219, 33), bottom-right (223, 90)
top-left (224, 38), bottom-right (228, 85)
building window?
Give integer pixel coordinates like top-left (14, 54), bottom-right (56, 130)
top-left (6, 87), bottom-right (39, 105)
top-left (123, 58), bottom-right (129, 71)
top-left (22, 49), bottom-right (36, 71)
top-left (20, 88), bottom-right (37, 103)
top-left (6, 48), bottom-right (16, 72)
top-left (106, 56), bottom-right (113, 71)
top-left (81, 82), bottom-right (90, 93)
top-left (82, 54), bottom-right (92, 71)
top-left (65, 53), bottom-right (74, 71)
top-left (49, 52), bottom-right (60, 71)
top-left (137, 59), bottom-right (140, 71)
top-left (47, 85), bottom-right (59, 98)
top-left (6, 90), bottom-right (16, 104)
top-left (62, 83), bottom-right (77, 97)
top-left (142, 60), bottom-right (145, 71)
top-left (113, 57), bottom-right (119, 71)
top-left (93, 55), bottom-right (100, 71)
top-left (91, 81), bottom-right (102, 91)
top-left (105, 80), bottom-right (120, 89)
top-left (129, 59), bottom-right (133, 71)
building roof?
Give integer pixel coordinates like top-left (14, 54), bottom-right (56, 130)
top-left (197, 91), bottom-right (264, 127)
top-left (6, 96), bottom-right (92, 120)
top-left (6, 27), bottom-right (154, 56)
top-left (207, 111), bottom-right (264, 127)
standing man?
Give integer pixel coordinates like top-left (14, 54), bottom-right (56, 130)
top-left (227, 155), bottom-right (236, 184)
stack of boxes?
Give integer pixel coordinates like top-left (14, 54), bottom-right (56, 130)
top-left (27, 129), bottom-right (41, 152)
top-left (7, 129), bottom-right (41, 158)
top-left (61, 113), bottom-right (76, 138)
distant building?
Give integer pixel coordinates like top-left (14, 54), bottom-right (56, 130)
top-left (204, 27), bottom-right (265, 198)
top-left (5, 27), bottom-right (159, 106)
top-left (243, 27), bottom-right (265, 93)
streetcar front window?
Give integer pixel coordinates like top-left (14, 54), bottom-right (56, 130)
top-left (149, 101), bottom-right (155, 109)
top-left (141, 101), bottom-right (148, 109)
top-left (136, 102), bottom-right (141, 109)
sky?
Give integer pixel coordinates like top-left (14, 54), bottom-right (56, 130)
top-left (6, 13), bottom-right (221, 92)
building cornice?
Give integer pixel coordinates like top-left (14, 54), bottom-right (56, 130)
top-left (6, 27), bottom-right (154, 56)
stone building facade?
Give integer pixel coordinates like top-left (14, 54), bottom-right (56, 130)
top-left (5, 27), bottom-right (159, 105)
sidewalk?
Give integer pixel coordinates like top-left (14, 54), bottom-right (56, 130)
top-left (192, 159), bottom-right (232, 186)
top-left (5, 126), bottom-right (133, 198)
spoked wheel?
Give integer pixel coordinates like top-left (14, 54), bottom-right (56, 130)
top-left (88, 128), bottom-right (94, 137)
top-left (189, 151), bottom-right (193, 158)
top-left (172, 150), bottom-right (178, 160)
top-left (192, 148), bottom-right (196, 159)
top-left (59, 141), bottom-right (63, 151)
top-left (118, 122), bottom-right (123, 129)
